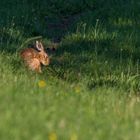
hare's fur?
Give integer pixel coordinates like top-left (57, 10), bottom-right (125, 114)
top-left (20, 40), bottom-right (50, 73)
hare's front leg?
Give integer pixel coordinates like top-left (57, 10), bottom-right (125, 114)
top-left (28, 58), bottom-right (42, 73)
top-left (36, 65), bottom-right (42, 73)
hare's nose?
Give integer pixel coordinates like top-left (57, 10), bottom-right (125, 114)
top-left (46, 54), bottom-right (49, 58)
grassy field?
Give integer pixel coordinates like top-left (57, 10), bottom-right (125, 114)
top-left (0, 0), bottom-right (140, 139)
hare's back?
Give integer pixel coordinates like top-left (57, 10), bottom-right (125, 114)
top-left (20, 48), bottom-right (37, 59)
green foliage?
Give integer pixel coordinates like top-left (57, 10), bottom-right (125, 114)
top-left (0, 0), bottom-right (140, 139)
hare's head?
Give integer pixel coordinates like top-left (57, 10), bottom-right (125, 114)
top-left (35, 40), bottom-right (50, 66)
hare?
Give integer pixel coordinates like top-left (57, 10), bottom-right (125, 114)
top-left (20, 40), bottom-right (50, 73)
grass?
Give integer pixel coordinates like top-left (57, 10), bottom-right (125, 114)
top-left (0, 0), bottom-right (140, 139)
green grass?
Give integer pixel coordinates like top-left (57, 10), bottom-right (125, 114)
top-left (0, 0), bottom-right (140, 139)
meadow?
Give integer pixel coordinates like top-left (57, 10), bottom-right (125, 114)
top-left (0, 0), bottom-right (140, 139)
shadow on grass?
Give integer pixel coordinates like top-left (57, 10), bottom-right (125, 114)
top-left (48, 34), bottom-right (140, 88)
top-left (57, 38), bottom-right (140, 61)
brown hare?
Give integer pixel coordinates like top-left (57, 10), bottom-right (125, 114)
top-left (20, 40), bottom-right (50, 73)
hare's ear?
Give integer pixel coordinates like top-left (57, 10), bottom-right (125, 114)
top-left (35, 40), bottom-right (44, 51)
